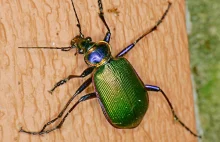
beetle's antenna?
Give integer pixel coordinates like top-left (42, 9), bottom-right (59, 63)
top-left (159, 89), bottom-right (202, 138)
top-left (18, 46), bottom-right (72, 51)
top-left (18, 1), bottom-right (83, 50)
top-left (133, 2), bottom-right (172, 45)
top-left (71, 0), bottom-right (84, 38)
top-left (116, 2), bottom-right (172, 58)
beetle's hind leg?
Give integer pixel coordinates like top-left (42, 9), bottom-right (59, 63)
top-left (48, 67), bottom-right (94, 94)
top-left (116, 2), bottom-right (172, 57)
top-left (20, 78), bottom-right (92, 134)
top-left (145, 84), bottom-right (202, 138)
top-left (98, 0), bottom-right (111, 42)
top-left (20, 92), bottom-right (96, 135)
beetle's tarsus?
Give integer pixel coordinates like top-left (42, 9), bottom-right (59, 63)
top-left (48, 90), bottom-right (53, 95)
top-left (20, 122), bottom-right (62, 135)
top-left (19, 127), bottom-right (36, 135)
top-left (19, 127), bottom-right (23, 132)
top-left (48, 79), bottom-right (69, 94)
top-left (19, 127), bottom-right (50, 135)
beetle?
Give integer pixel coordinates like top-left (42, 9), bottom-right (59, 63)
top-left (19, 0), bottom-right (201, 138)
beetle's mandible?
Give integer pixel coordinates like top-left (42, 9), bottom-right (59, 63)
top-left (19, 0), bottom-right (201, 138)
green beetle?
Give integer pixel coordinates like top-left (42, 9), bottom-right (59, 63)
top-left (19, 0), bottom-right (201, 138)
top-left (92, 43), bottom-right (148, 128)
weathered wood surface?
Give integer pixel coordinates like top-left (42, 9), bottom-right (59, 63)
top-left (0, 0), bottom-right (198, 141)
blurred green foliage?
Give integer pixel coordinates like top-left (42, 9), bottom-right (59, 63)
top-left (188, 0), bottom-right (220, 141)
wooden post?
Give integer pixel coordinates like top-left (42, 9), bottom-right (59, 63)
top-left (0, 0), bottom-right (198, 141)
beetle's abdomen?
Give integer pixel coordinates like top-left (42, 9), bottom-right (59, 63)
top-left (93, 58), bottom-right (148, 128)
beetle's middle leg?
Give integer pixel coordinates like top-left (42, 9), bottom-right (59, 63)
top-left (20, 92), bottom-right (96, 135)
top-left (48, 66), bottom-right (94, 94)
top-left (116, 2), bottom-right (172, 57)
top-left (145, 84), bottom-right (201, 138)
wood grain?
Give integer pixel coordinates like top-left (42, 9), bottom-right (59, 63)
top-left (0, 0), bottom-right (198, 141)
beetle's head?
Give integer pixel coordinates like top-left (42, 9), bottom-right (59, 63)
top-left (71, 35), bottom-right (112, 67)
top-left (71, 35), bottom-right (95, 54)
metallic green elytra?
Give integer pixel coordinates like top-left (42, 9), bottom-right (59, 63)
top-left (93, 58), bottom-right (148, 128)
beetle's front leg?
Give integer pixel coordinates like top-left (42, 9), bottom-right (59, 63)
top-left (97, 0), bottom-right (111, 42)
top-left (48, 66), bottom-right (95, 94)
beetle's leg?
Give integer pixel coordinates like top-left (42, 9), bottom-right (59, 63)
top-left (98, 0), bottom-right (111, 43)
top-left (116, 2), bottom-right (171, 57)
top-left (20, 92), bottom-right (96, 135)
top-left (145, 84), bottom-right (202, 138)
top-left (48, 67), bottom-right (95, 94)
top-left (20, 77), bottom-right (92, 134)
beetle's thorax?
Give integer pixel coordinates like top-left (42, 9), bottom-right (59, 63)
top-left (84, 41), bottom-right (112, 67)
top-left (71, 36), bottom-right (112, 67)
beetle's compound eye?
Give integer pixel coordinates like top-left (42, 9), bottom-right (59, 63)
top-left (78, 49), bottom-right (84, 54)
top-left (86, 37), bottom-right (92, 42)
top-left (71, 44), bottom-right (77, 49)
